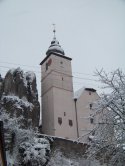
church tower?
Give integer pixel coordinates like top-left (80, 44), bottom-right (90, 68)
top-left (40, 28), bottom-right (77, 139)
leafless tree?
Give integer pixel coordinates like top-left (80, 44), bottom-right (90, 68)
top-left (86, 69), bottom-right (125, 166)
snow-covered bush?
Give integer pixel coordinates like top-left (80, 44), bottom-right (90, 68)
top-left (19, 137), bottom-right (50, 166)
top-left (0, 108), bottom-right (50, 166)
top-left (0, 68), bottom-right (43, 165)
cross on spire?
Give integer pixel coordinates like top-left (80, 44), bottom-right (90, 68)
top-left (52, 23), bottom-right (56, 39)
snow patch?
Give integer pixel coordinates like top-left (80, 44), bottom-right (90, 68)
top-left (74, 87), bottom-right (85, 99)
top-left (2, 95), bottom-right (33, 111)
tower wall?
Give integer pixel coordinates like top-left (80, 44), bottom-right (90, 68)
top-left (76, 90), bottom-right (100, 138)
top-left (41, 53), bottom-right (77, 139)
top-left (53, 87), bottom-right (77, 139)
top-left (42, 88), bottom-right (55, 135)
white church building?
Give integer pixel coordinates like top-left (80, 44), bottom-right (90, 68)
top-left (40, 30), bottom-right (100, 140)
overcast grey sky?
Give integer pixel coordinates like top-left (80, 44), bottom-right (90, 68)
top-left (0, 0), bottom-right (125, 96)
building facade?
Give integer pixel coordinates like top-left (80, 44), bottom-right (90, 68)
top-left (40, 34), bottom-right (100, 140)
top-left (74, 88), bottom-right (100, 139)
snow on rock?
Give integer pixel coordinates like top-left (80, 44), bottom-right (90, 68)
top-left (0, 69), bottom-right (47, 165)
top-left (4, 67), bottom-right (38, 102)
top-left (0, 74), bottom-right (4, 99)
top-left (0, 94), bottom-right (36, 128)
top-left (25, 71), bottom-right (36, 83)
top-left (2, 95), bottom-right (33, 110)
top-left (0, 68), bottom-right (40, 128)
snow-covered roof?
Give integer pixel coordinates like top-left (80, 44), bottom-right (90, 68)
top-left (46, 37), bottom-right (65, 56)
top-left (47, 45), bottom-right (64, 54)
top-left (74, 87), bottom-right (85, 99)
top-left (74, 87), bottom-right (96, 99)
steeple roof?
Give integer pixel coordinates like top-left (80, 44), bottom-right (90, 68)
top-left (46, 37), bottom-right (65, 56)
top-left (46, 24), bottom-right (65, 56)
top-left (40, 26), bottom-right (72, 65)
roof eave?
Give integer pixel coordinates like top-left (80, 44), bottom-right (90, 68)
top-left (40, 52), bottom-right (72, 65)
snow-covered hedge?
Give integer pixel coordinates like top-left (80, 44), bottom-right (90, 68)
top-left (0, 109), bottom-right (50, 166)
top-left (19, 137), bottom-right (50, 166)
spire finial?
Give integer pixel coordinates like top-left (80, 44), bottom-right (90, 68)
top-left (52, 23), bottom-right (56, 39)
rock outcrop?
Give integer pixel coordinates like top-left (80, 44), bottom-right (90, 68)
top-left (0, 74), bottom-right (4, 99)
top-left (0, 68), bottom-right (40, 128)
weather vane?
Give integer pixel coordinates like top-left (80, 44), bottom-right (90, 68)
top-left (52, 23), bottom-right (56, 39)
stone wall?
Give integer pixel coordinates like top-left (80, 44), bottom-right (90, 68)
top-left (38, 134), bottom-right (104, 166)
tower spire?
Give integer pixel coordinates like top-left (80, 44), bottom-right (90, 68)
top-left (52, 23), bottom-right (56, 39)
top-left (46, 24), bottom-right (65, 55)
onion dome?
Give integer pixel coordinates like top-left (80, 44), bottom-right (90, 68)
top-left (46, 37), bottom-right (65, 56)
top-left (46, 24), bottom-right (65, 56)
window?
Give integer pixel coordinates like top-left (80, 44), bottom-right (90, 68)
top-left (64, 112), bottom-right (66, 116)
top-left (62, 77), bottom-right (63, 81)
top-left (58, 117), bottom-right (62, 125)
top-left (46, 63), bottom-right (48, 71)
top-left (90, 103), bottom-right (92, 110)
top-left (90, 117), bottom-right (94, 124)
top-left (89, 92), bottom-right (91, 95)
top-left (45, 59), bottom-right (52, 71)
top-left (48, 59), bottom-right (52, 66)
top-left (69, 120), bottom-right (73, 127)
top-left (60, 61), bottom-right (64, 68)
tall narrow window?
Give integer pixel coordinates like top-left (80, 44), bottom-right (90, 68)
top-left (69, 120), bottom-right (73, 127)
top-left (58, 117), bottom-right (62, 125)
top-left (48, 59), bottom-right (52, 66)
top-left (89, 92), bottom-right (91, 95)
top-left (46, 63), bottom-right (48, 71)
top-left (90, 117), bottom-right (94, 124)
top-left (64, 112), bottom-right (66, 116)
top-left (90, 103), bottom-right (92, 110)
